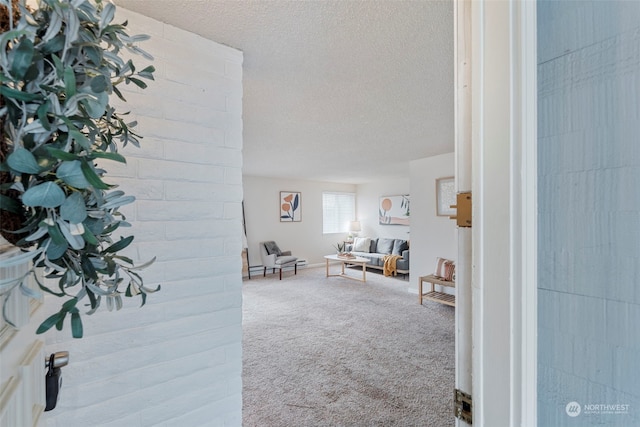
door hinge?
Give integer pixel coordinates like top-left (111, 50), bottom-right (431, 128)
top-left (454, 388), bottom-right (473, 424)
top-left (449, 192), bottom-right (472, 227)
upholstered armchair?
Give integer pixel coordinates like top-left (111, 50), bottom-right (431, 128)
top-left (259, 241), bottom-right (298, 280)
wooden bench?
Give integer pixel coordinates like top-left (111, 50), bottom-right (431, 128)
top-left (419, 274), bottom-right (455, 306)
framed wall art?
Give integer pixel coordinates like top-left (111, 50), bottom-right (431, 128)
top-left (379, 195), bottom-right (410, 225)
top-left (280, 191), bottom-right (301, 222)
top-left (436, 177), bottom-right (456, 216)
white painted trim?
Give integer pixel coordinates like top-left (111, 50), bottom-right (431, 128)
top-left (512, 1), bottom-right (538, 425)
top-left (470, 0), bottom-right (484, 423)
top-left (469, 1), bottom-right (537, 425)
top-left (454, 1), bottom-right (472, 426)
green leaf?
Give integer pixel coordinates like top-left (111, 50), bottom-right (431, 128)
top-left (45, 147), bottom-right (80, 161)
top-left (41, 7), bottom-right (62, 42)
top-left (80, 91), bottom-right (108, 119)
top-left (55, 310), bottom-right (67, 331)
top-left (52, 54), bottom-right (64, 78)
top-left (90, 75), bottom-right (108, 92)
top-left (24, 224), bottom-right (48, 242)
top-left (62, 298), bottom-right (78, 311)
top-left (0, 248), bottom-right (41, 268)
top-left (10, 37), bottom-right (35, 80)
top-left (69, 129), bottom-right (91, 150)
top-left (112, 85), bottom-right (126, 102)
top-left (48, 224), bottom-right (66, 245)
top-left (81, 255), bottom-right (98, 280)
top-left (81, 226), bottom-right (99, 245)
top-left (22, 182), bottom-right (66, 208)
top-left (36, 101), bottom-right (52, 131)
top-left (100, 194), bottom-right (135, 210)
top-left (104, 236), bottom-right (134, 253)
top-left (57, 160), bottom-right (90, 188)
top-left (60, 193), bottom-right (87, 224)
top-left (36, 273), bottom-right (65, 297)
top-left (36, 312), bottom-right (62, 334)
top-left (91, 151), bottom-right (126, 163)
top-left (46, 240), bottom-right (67, 260)
top-left (42, 34), bottom-right (65, 54)
top-left (19, 279), bottom-right (43, 300)
top-left (7, 146), bottom-right (41, 174)
top-left (127, 77), bottom-right (147, 89)
top-left (138, 65), bottom-right (155, 80)
top-left (57, 219), bottom-right (85, 250)
top-left (0, 86), bottom-right (41, 102)
top-left (80, 160), bottom-right (110, 190)
top-left (102, 222), bottom-right (121, 235)
top-left (129, 34), bottom-right (151, 43)
top-left (115, 255), bottom-right (134, 265)
top-left (64, 7), bottom-right (80, 49)
top-left (100, 2), bottom-right (116, 29)
top-left (71, 312), bottom-right (83, 338)
top-left (64, 66), bottom-right (76, 97)
top-left (83, 45), bottom-right (102, 65)
top-left (83, 217), bottom-right (105, 236)
top-left (23, 62), bottom-right (40, 83)
top-left (86, 288), bottom-right (98, 309)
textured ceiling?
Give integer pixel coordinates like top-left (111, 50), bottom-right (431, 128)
top-left (115, 0), bottom-right (454, 184)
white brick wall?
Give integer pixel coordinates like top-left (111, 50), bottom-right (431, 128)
top-left (42, 8), bottom-right (243, 427)
top-left (538, 2), bottom-right (640, 426)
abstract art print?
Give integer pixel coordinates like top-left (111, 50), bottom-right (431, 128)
top-left (280, 191), bottom-right (301, 222)
top-left (379, 195), bottom-right (410, 225)
top-left (436, 177), bottom-right (456, 216)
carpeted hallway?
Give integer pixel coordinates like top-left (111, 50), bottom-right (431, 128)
top-left (242, 265), bottom-right (455, 426)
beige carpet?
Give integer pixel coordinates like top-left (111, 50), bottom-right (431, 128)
top-left (242, 266), bottom-right (455, 427)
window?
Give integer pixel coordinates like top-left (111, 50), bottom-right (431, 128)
top-left (322, 192), bottom-right (356, 234)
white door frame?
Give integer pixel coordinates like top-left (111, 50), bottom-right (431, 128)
top-left (453, 2), bottom-right (472, 427)
top-left (459, 1), bottom-right (537, 425)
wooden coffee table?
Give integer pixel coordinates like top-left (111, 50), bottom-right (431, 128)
top-left (324, 254), bottom-right (369, 282)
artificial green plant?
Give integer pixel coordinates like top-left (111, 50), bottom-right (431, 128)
top-left (0, 0), bottom-right (159, 338)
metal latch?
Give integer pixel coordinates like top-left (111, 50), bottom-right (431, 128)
top-left (45, 351), bottom-right (69, 369)
top-left (449, 192), bottom-right (472, 227)
top-left (454, 388), bottom-right (472, 424)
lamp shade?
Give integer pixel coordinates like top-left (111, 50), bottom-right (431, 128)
top-left (349, 221), bottom-right (361, 232)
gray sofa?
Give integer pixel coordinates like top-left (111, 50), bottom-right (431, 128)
top-left (346, 237), bottom-right (410, 274)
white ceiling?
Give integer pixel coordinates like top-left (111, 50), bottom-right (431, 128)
top-left (115, 0), bottom-right (454, 184)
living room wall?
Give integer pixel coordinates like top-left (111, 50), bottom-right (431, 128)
top-left (243, 176), bottom-right (356, 269)
top-left (355, 177), bottom-right (411, 241)
top-left (409, 152), bottom-right (456, 293)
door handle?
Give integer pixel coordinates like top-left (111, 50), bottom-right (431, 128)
top-left (45, 351), bottom-right (69, 411)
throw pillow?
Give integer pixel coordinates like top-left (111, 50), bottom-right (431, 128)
top-left (444, 261), bottom-right (456, 282)
top-left (376, 238), bottom-right (395, 255)
top-left (353, 237), bottom-right (371, 253)
top-left (392, 239), bottom-right (409, 255)
top-left (434, 257), bottom-right (453, 278)
top-left (264, 241), bottom-right (282, 256)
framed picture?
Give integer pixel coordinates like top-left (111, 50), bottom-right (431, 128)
top-left (379, 195), bottom-right (410, 225)
top-left (436, 177), bottom-right (456, 216)
top-left (280, 191), bottom-right (301, 222)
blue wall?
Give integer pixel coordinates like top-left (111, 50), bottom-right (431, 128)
top-left (538, 1), bottom-right (640, 425)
